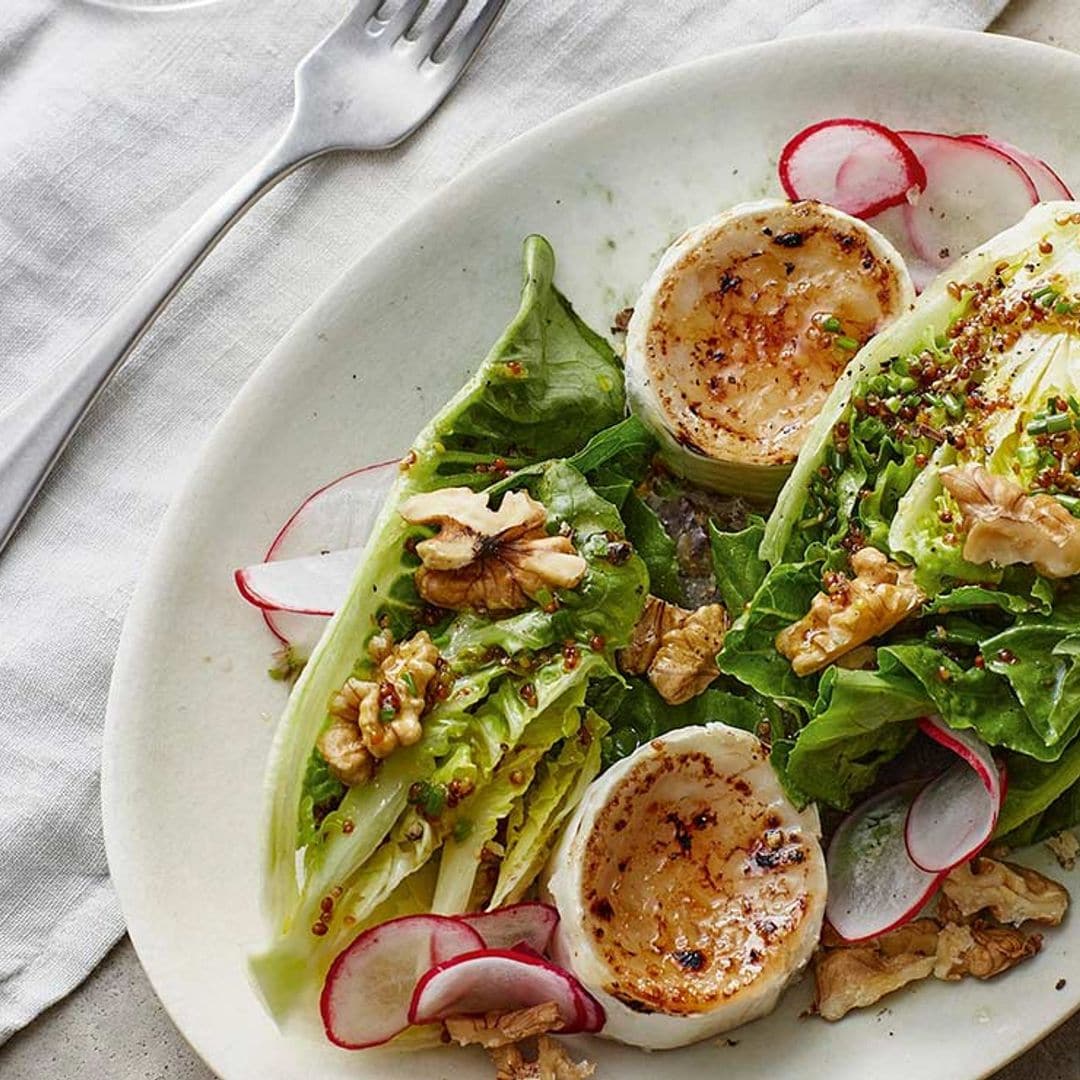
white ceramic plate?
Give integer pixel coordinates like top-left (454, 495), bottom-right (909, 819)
top-left (104, 27), bottom-right (1080, 1080)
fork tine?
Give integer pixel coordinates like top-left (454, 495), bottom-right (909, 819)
top-left (432, 0), bottom-right (508, 82)
top-left (336, 0), bottom-right (385, 31)
top-left (414, 0), bottom-right (467, 56)
top-left (381, 0), bottom-right (428, 40)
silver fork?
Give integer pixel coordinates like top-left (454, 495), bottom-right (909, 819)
top-left (0, 0), bottom-right (507, 554)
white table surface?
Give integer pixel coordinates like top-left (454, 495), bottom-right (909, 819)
top-left (2, 0), bottom-right (1079, 1077)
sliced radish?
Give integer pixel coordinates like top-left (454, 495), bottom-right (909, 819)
top-left (235, 547), bottom-right (362, 617)
top-left (408, 949), bottom-right (604, 1034)
top-left (917, 715), bottom-right (999, 793)
top-left (779, 117), bottom-right (926, 219)
top-left (904, 716), bottom-right (1003, 874)
top-left (960, 135), bottom-right (1073, 201)
top-left (826, 782), bottom-right (942, 943)
top-left (459, 901), bottom-right (559, 954)
top-left (897, 131), bottom-right (1038, 275)
top-left (320, 914), bottom-right (483, 1049)
top-left (240, 459), bottom-right (399, 655)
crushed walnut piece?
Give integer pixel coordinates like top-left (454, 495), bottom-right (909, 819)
top-left (941, 856), bottom-right (1070, 926)
top-left (618, 595), bottom-right (727, 704)
top-left (618, 594), bottom-right (690, 675)
top-left (1046, 830), bottom-right (1080, 872)
top-left (649, 603), bottom-right (728, 704)
top-left (445, 1002), bottom-right (563, 1049)
top-left (399, 487), bottom-right (586, 613)
top-left (776, 547), bottom-right (925, 676)
top-left (814, 919), bottom-right (939, 1021)
top-left (814, 869), bottom-right (1058, 1021)
top-left (318, 630), bottom-right (439, 785)
top-left (940, 464), bottom-right (1080, 578)
top-left (933, 922), bottom-right (1041, 980)
top-left (488, 1036), bottom-right (595, 1080)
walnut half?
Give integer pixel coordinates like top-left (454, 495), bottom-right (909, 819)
top-left (940, 464), bottom-right (1080, 579)
top-left (814, 919), bottom-right (939, 1021)
top-left (776, 547), bottom-right (924, 676)
top-left (618, 595), bottom-right (727, 704)
top-left (941, 856), bottom-right (1069, 927)
top-left (445, 1001), bottom-right (564, 1049)
top-left (318, 630), bottom-right (439, 786)
top-left (399, 487), bottom-right (586, 613)
top-left (933, 923), bottom-right (1041, 981)
top-left (488, 1038), bottom-right (595, 1080)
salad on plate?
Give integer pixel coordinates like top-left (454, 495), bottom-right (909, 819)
top-left (236, 117), bottom-right (1079, 1074)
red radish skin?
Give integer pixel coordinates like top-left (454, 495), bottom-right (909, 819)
top-left (408, 948), bottom-right (604, 1034)
top-left (242, 458), bottom-right (399, 654)
top-left (960, 135), bottom-right (1073, 201)
top-left (896, 130), bottom-right (1038, 273)
top-left (826, 782), bottom-right (943, 943)
top-left (320, 914), bottom-right (483, 1050)
top-left (904, 717), bottom-right (1003, 874)
top-left (234, 547), bottom-right (362, 617)
top-left (779, 117), bottom-right (926, 219)
top-left (917, 715), bottom-right (999, 793)
top-left (459, 901), bottom-right (559, 954)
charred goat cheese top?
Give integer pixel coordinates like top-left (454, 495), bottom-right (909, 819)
top-left (625, 199), bottom-right (914, 495)
top-left (544, 723), bottom-right (827, 1049)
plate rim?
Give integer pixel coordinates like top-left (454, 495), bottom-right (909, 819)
top-left (103, 24), bottom-right (1080, 1080)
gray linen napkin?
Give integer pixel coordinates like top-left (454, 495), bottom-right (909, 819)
top-left (0, 0), bottom-right (1009, 1044)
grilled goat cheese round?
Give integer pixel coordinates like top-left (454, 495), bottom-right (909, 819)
top-left (544, 723), bottom-right (826, 1049)
top-left (625, 199), bottom-right (914, 497)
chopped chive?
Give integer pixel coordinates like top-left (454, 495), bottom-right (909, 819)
top-left (1027, 417), bottom-right (1049, 435)
top-left (898, 376), bottom-right (918, 393)
top-left (836, 335), bottom-right (859, 351)
top-left (942, 392), bottom-right (964, 418)
top-left (1046, 412), bottom-right (1073, 435)
top-left (823, 315), bottom-right (843, 333)
top-left (379, 705), bottom-right (397, 721)
top-left (1032, 285), bottom-right (1058, 301)
top-left (400, 671), bottom-right (417, 696)
top-left (1056, 300), bottom-right (1074, 315)
top-left (884, 395), bottom-right (903, 414)
top-left (1017, 444), bottom-right (1039, 469)
top-left (924, 392), bottom-right (944, 408)
top-left (1056, 494), bottom-right (1080, 517)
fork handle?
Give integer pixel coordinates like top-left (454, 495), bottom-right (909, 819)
top-left (0, 125), bottom-right (321, 554)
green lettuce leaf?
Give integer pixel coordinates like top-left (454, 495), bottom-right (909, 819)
top-left (709, 517), bottom-right (767, 612)
top-left (253, 237), bottom-right (642, 1020)
top-left (784, 664), bottom-right (925, 809)
top-left (431, 681), bottom-right (587, 915)
top-left (716, 560), bottom-right (823, 711)
top-left (589, 676), bottom-right (769, 767)
top-left (879, 644), bottom-right (1058, 760)
top-left (621, 490), bottom-right (682, 604)
top-left (430, 238), bottom-right (624, 465)
top-left (490, 708), bottom-right (607, 909)
top-left (995, 739), bottom-right (1080, 842)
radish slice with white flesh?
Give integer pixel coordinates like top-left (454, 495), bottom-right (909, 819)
top-left (826, 782), bottom-right (942, 943)
top-left (897, 130), bottom-right (1038, 275)
top-left (408, 949), bottom-right (604, 1033)
top-left (234, 547), bottom-right (362, 617)
top-left (778, 117), bottom-right (926, 219)
top-left (459, 901), bottom-right (559, 954)
top-left (320, 914), bottom-right (484, 1049)
top-left (238, 458), bottom-right (399, 655)
top-left (960, 134), bottom-right (1073, 200)
top-left (904, 716), bottom-right (1003, 874)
